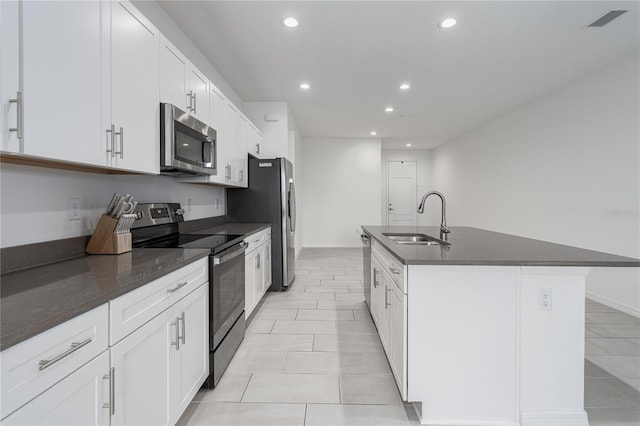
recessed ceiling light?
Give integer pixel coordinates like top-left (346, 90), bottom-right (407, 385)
top-left (370, 131), bottom-right (377, 136)
top-left (385, 106), bottom-right (394, 113)
top-left (406, 143), bottom-right (412, 147)
top-left (399, 83), bottom-right (411, 90)
top-left (283, 17), bottom-right (299, 28)
top-left (299, 82), bottom-right (310, 90)
top-left (438, 17), bottom-right (457, 29)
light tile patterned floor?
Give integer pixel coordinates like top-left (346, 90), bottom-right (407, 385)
top-left (179, 248), bottom-right (639, 426)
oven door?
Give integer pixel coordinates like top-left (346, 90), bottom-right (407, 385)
top-left (211, 242), bottom-right (246, 350)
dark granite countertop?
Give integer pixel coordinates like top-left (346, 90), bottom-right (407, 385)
top-left (0, 248), bottom-right (209, 351)
top-left (362, 226), bottom-right (640, 267)
top-left (191, 223), bottom-right (271, 236)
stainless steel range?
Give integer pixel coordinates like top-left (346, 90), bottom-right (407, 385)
top-left (131, 203), bottom-right (246, 388)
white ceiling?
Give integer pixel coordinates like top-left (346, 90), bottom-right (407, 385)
top-left (158, 1), bottom-right (639, 149)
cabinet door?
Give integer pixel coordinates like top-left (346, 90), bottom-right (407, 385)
top-left (209, 85), bottom-right (226, 184)
top-left (111, 310), bottom-right (174, 426)
top-left (2, 351), bottom-right (110, 426)
top-left (389, 285), bottom-right (407, 400)
top-left (1, 0), bottom-right (20, 153)
top-left (21, 0), bottom-right (105, 166)
top-left (174, 284), bottom-right (209, 419)
top-left (370, 257), bottom-right (384, 328)
top-left (253, 250), bottom-right (264, 308)
top-left (110, 0), bottom-right (159, 174)
top-left (159, 37), bottom-right (188, 111)
top-left (224, 102), bottom-right (239, 184)
top-left (236, 114), bottom-right (248, 187)
top-left (245, 250), bottom-right (257, 316)
top-left (187, 66), bottom-right (209, 123)
top-left (262, 240), bottom-right (272, 293)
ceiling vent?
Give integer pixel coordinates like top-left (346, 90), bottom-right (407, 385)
top-left (587, 10), bottom-right (628, 27)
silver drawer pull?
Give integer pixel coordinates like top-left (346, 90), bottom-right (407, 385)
top-left (389, 266), bottom-right (401, 275)
top-left (180, 311), bottom-right (186, 344)
top-left (103, 367), bottom-right (115, 415)
top-left (38, 338), bottom-right (93, 371)
top-left (167, 282), bottom-right (188, 294)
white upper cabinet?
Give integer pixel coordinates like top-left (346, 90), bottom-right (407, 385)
top-left (108, 1), bottom-right (159, 174)
top-left (208, 84), bottom-right (227, 185)
top-left (20, 0), bottom-right (105, 166)
top-left (247, 122), bottom-right (264, 159)
top-left (236, 113), bottom-right (248, 187)
top-left (160, 36), bottom-right (209, 123)
top-left (4, 0), bottom-right (159, 174)
top-left (1, 0), bottom-right (21, 154)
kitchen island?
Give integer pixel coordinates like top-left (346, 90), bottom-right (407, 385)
top-left (361, 225), bottom-right (639, 426)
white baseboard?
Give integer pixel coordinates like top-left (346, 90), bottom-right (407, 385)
top-left (521, 411), bottom-right (588, 426)
top-left (586, 291), bottom-right (640, 318)
top-left (412, 402), bottom-right (518, 426)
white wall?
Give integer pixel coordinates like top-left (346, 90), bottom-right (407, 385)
top-left (431, 54), bottom-right (640, 316)
top-left (302, 138), bottom-right (381, 247)
top-left (0, 164), bottom-right (224, 248)
top-left (381, 149), bottom-right (433, 227)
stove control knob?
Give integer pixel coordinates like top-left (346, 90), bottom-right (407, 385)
top-left (175, 208), bottom-right (185, 216)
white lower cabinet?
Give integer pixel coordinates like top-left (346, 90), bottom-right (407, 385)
top-left (110, 282), bottom-right (209, 425)
top-left (370, 244), bottom-right (407, 400)
top-left (244, 228), bottom-right (272, 317)
top-left (110, 308), bottom-right (173, 426)
top-left (2, 351), bottom-right (111, 426)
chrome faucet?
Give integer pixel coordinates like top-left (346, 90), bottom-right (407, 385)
top-left (417, 191), bottom-right (451, 241)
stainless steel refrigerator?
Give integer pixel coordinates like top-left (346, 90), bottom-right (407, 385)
top-left (227, 157), bottom-right (296, 291)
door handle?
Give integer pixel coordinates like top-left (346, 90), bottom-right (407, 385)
top-left (8, 91), bottom-right (23, 140)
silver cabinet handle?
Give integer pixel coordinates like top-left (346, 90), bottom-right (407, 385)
top-left (373, 269), bottom-right (380, 288)
top-left (106, 124), bottom-right (115, 157)
top-left (8, 91), bottom-right (23, 139)
top-left (385, 285), bottom-right (391, 309)
top-left (256, 253), bottom-right (261, 270)
top-left (114, 127), bottom-right (123, 159)
top-left (389, 266), bottom-right (400, 275)
top-left (103, 367), bottom-right (115, 415)
top-left (171, 317), bottom-right (180, 350)
top-left (186, 91), bottom-right (193, 112)
top-left (239, 169), bottom-right (244, 183)
top-left (225, 164), bottom-right (232, 180)
top-left (38, 338), bottom-right (92, 371)
top-left (192, 92), bottom-right (197, 114)
top-left (167, 282), bottom-right (188, 294)
top-left (180, 311), bottom-right (186, 344)
top-left (255, 143), bottom-right (260, 155)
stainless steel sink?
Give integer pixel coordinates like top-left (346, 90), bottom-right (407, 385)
top-left (382, 233), bottom-right (449, 246)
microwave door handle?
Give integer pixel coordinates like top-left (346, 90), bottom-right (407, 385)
top-left (213, 242), bottom-right (247, 265)
top-left (202, 138), bottom-right (213, 167)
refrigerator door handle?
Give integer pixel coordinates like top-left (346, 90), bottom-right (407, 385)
top-left (288, 179), bottom-right (296, 234)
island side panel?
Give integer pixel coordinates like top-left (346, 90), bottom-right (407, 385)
top-left (519, 267), bottom-right (589, 426)
top-left (407, 265), bottom-right (519, 426)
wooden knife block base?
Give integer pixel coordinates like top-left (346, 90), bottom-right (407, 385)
top-left (86, 214), bottom-right (132, 255)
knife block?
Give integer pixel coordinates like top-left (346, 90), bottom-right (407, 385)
top-left (86, 214), bottom-right (132, 255)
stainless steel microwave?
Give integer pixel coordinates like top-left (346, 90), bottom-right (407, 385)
top-left (160, 103), bottom-right (217, 176)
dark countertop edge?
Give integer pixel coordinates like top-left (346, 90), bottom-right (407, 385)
top-left (0, 250), bottom-right (210, 351)
top-left (191, 223), bottom-right (272, 237)
top-left (362, 225), bottom-right (640, 267)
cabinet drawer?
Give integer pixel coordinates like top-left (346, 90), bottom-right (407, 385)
top-left (244, 228), bottom-right (271, 254)
top-left (109, 258), bottom-right (207, 345)
top-left (372, 240), bottom-right (405, 293)
top-left (1, 304), bottom-right (108, 420)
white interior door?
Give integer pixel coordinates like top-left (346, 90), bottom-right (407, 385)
top-left (387, 161), bottom-right (417, 226)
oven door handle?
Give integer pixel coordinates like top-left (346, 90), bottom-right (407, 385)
top-left (213, 242), bottom-right (247, 265)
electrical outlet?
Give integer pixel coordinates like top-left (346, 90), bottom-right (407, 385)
top-left (539, 288), bottom-right (552, 311)
top-left (67, 197), bottom-right (81, 221)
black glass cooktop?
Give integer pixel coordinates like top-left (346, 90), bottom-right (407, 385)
top-left (138, 234), bottom-right (243, 250)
